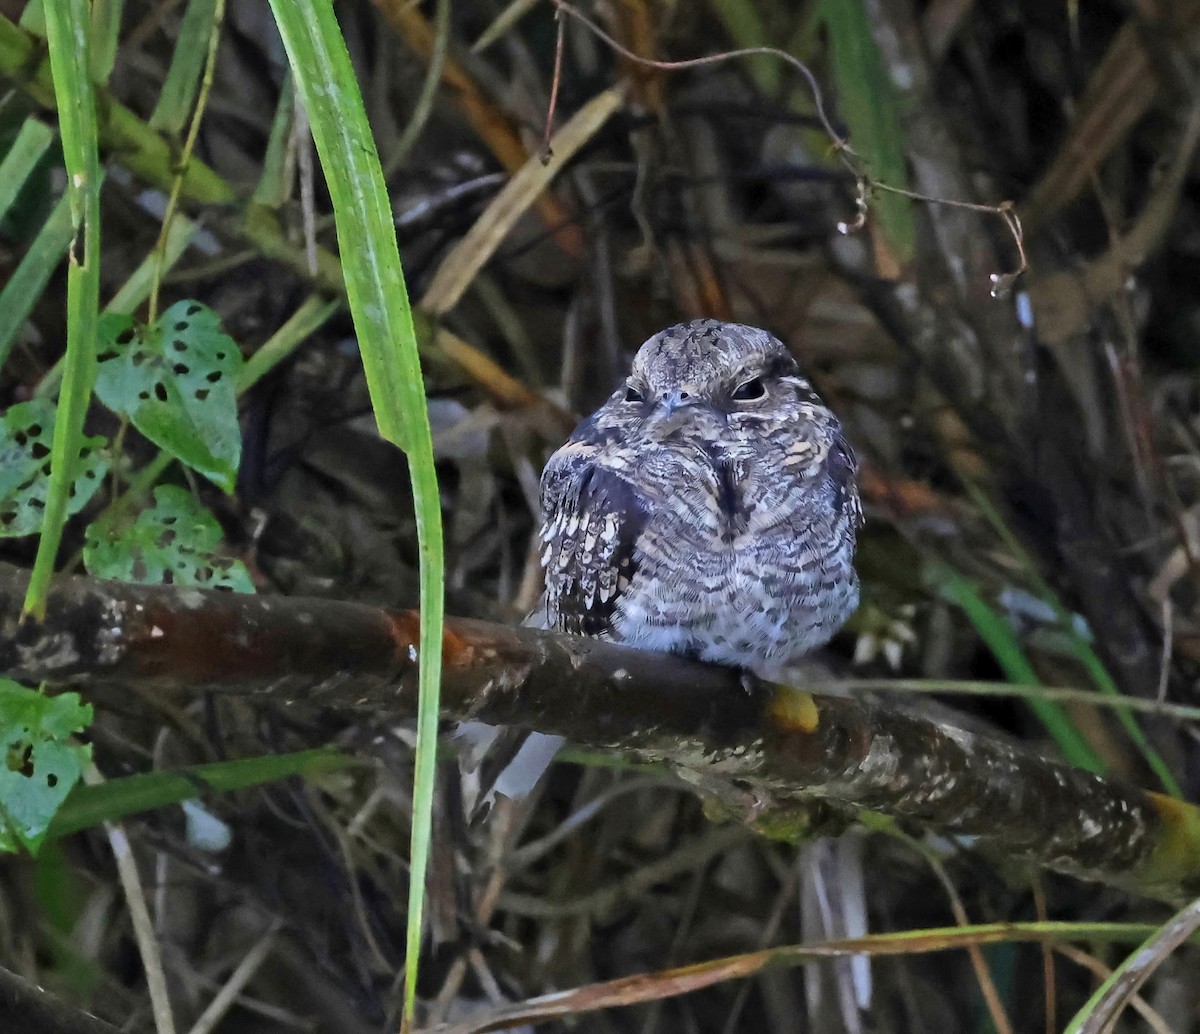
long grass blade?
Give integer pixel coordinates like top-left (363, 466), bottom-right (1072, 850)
top-left (0, 116), bottom-right (54, 219)
top-left (931, 563), bottom-right (1105, 773)
top-left (0, 192), bottom-right (73, 369)
top-left (966, 482), bottom-right (1182, 796)
top-left (48, 748), bottom-right (355, 839)
top-left (265, 3), bottom-right (444, 1025)
top-left (24, 0), bottom-right (101, 619)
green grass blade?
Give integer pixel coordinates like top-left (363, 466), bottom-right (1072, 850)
top-left (150, 0), bottom-right (218, 134)
top-left (47, 748), bottom-right (355, 839)
top-left (88, 0), bottom-right (125, 85)
top-left (0, 192), bottom-right (73, 369)
top-left (966, 482), bottom-right (1182, 797)
top-left (23, 0), bottom-right (101, 619)
top-left (18, 0), bottom-right (44, 33)
top-left (34, 209), bottom-right (200, 400)
top-left (266, 3), bottom-right (444, 1024)
top-left (1061, 898), bottom-right (1200, 1033)
top-left (250, 71), bottom-right (295, 207)
top-left (930, 562), bottom-right (1105, 773)
top-left (237, 293), bottom-right (341, 392)
top-left (812, 0), bottom-right (915, 262)
top-left (0, 116), bottom-right (54, 220)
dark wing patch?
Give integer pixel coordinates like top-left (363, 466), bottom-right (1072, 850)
top-left (539, 463), bottom-right (649, 637)
top-left (827, 432), bottom-right (863, 527)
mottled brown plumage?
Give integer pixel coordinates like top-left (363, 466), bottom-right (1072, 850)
top-left (539, 319), bottom-right (861, 678)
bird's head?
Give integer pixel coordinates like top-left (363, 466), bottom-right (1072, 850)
top-left (611, 319), bottom-right (827, 436)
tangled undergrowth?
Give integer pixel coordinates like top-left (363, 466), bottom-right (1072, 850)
top-left (4, 1), bottom-right (1200, 1031)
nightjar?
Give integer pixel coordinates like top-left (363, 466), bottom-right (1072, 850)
top-left (538, 318), bottom-right (861, 678)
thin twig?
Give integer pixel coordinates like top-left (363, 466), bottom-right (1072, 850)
top-left (548, 0), bottom-right (1026, 288)
top-left (386, 0), bottom-right (451, 173)
top-left (148, 0), bottom-right (226, 324)
top-left (542, 8), bottom-right (566, 163)
top-left (899, 830), bottom-right (1014, 1034)
top-left (185, 919), bottom-right (284, 1034)
top-left (87, 764), bottom-right (177, 1034)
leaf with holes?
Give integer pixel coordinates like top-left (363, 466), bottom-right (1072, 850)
top-left (83, 484), bottom-right (254, 592)
top-left (0, 398), bottom-right (109, 538)
top-left (0, 680), bottom-right (93, 855)
top-left (94, 300), bottom-right (243, 492)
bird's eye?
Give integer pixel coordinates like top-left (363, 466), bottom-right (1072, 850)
top-left (623, 385), bottom-right (644, 403)
top-left (732, 377), bottom-right (765, 401)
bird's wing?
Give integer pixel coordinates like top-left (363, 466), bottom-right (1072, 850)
top-left (539, 447), bottom-right (649, 638)
top-left (827, 430), bottom-right (863, 528)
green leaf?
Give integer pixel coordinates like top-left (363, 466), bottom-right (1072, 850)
top-left (94, 300), bottom-right (243, 492)
top-left (812, 0), bottom-right (915, 263)
top-left (24, 0), bottom-right (102, 620)
top-left (0, 191), bottom-right (74, 370)
top-left (149, 0), bottom-right (218, 134)
top-left (84, 484), bottom-right (253, 592)
top-left (0, 679), bottom-right (93, 855)
top-left (266, 4), bottom-right (444, 1024)
top-left (48, 747), bottom-right (354, 839)
top-left (0, 116), bottom-right (54, 222)
top-left (927, 562), bottom-right (1105, 774)
top-left (0, 398), bottom-right (109, 538)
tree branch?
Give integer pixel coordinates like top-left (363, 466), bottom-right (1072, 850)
top-left (1, 563), bottom-right (1198, 903)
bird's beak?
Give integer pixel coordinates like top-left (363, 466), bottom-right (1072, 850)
top-left (660, 389), bottom-right (691, 415)
top-left (647, 389), bottom-right (719, 438)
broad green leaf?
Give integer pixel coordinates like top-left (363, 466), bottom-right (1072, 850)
top-left (84, 484), bottom-right (253, 592)
top-left (0, 398), bottom-right (108, 537)
top-left (0, 680), bottom-right (93, 855)
top-left (94, 300), bottom-right (243, 492)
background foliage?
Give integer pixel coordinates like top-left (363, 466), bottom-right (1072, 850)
top-left (3, 0), bottom-right (1200, 1031)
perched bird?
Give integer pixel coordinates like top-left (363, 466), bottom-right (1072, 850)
top-left (538, 318), bottom-right (861, 678)
top-left (463, 319), bottom-right (861, 807)
top-left (531, 319), bottom-right (870, 1018)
